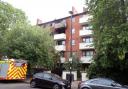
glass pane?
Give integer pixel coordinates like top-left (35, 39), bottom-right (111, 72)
top-left (72, 28), bottom-right (75, 34)
top-left (44, 73), bottom-right (51, 79)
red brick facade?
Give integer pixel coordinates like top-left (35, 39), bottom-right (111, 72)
top-left (37, 12), bottom-right (94, 64)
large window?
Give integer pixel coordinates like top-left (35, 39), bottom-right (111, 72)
top-left (62, 41), bottom-right (65, 45)
top-left (82, 37), bottom-right (93, 43)
top-left (86, 25), bottom-right (93, 30)
top-left (91, 79), bottom-right (113, 86)
top-left (43, 73), bottom-right (52, 79)
top-left (82, 50), bottom-right (94, 57)
top-left (82, 24), bottom-right (93, 30)
top-left (57, 40), bottom-right (65, 45)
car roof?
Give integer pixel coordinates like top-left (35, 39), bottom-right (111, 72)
top-left (86, 78), bottom-right (114, 83)
top-left (92, 78), bottom-right (113, 80)
top-left (34, 72), bottom-right (58, 76)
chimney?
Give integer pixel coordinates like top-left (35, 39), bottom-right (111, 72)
top-left (36, 18), bottom-right (42, 25)
top-left (72, 6), bottom-right (78, 15)
top-left (83, 7), bottom-right (88, 12)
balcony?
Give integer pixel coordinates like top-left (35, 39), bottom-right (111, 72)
top-left (60, 57), bottom-right (66, 63)
top-left (79, 15), bottom-right (92, 25)
top-left (79, 43), bottom-right (94, 50)
top-left (54, 33), bottom-right (66, 40)
top-left (53, 20), bottom-right (66, 29)
top-left (79, 29), bottom-right (93, 37)
top-left (55, 45), bottom-right (66, 51)
top-left (80, 56), bottom-right (93, 63)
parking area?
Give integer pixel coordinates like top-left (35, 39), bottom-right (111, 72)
top-left (71, 81), bottom-right (79, 89)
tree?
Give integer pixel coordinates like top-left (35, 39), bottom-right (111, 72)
top-left (0, 1), bottom-right (58, 70)
top-left (0, 1), bottom-right (27, 33)
top-left (2, 24), bottom-right (56, 69)
top-left (0, 1), bottom-right (28, 55)
top-left (86, 0), bottom-right (128, 84)
top-left (63, 53), bottom-right (82, 79)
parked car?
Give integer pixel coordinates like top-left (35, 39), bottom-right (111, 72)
top-left (30, 72), bottom-right (71, 89)
top-left (78, 78), bottom-right (128, 89)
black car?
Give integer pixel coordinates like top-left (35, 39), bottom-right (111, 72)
top-left (30, 72), bottom-right (70, 89)
top-left (78, 78), bottom-right (128, 89)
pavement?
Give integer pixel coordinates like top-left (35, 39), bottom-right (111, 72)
top-left (71, 81), bottom-right (80, 89)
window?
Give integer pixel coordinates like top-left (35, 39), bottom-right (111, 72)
top-left (82, 37), bottom-right (93, 43)
top-left (87, 25), bottom-right (93, 30)
top-left (72, 28), bottom-right (75, 34)
top-left (43, 73), bottom-right (52, 79)
top-left (82, 26), bottom-right (86, 30)
top-left (82, 50), bottom-right (94, 56)
top-left (86, 37), bottom-right (93, 43)
top-left (62, 41), bottom-right (65, 45)
top-left (82, 38), bottom-right (86, 42)
top-left (15, 63), bottom-right (22, 67)
top-left (34, 73), bottom-right (43, 78)
top-left (71, 40), bottom-right (75, 45)
top-left (92, 79), bottom-right (113, 86)
top-left (57, 40), bottom-right (65, 45)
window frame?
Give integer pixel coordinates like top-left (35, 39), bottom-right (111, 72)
top-left (71, 39), bottom-right (75, 45)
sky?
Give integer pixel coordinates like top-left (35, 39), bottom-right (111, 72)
top-left (2, 0), bottom-right (85, 25)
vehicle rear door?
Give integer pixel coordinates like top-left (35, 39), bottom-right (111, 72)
top-left (0, 62), bottom-right (9, 78)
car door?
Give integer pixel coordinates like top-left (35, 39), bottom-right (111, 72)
top-left (41, 73), bottom-right (55, 88)
top-left (34, 73), bottom-right (44, 87)
top-left (97, 79), bottom-right (123, 89)
top-left (89, 79), bottom-right (106, 89)
top-left (90, 79), bottom-right (122, 89)
top-left (104, 82), bottom-right (123, 89)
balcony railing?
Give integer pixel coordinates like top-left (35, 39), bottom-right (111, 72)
top-left (55, 45), bottom-right (66, 51)
top-left (79, 43), bottom-right (94, 50)
top-left (79, 29), bottom-right (92, 37)
top-left (80, 56), bottom-right (93, 63)
top-left (54, 33), bottom-right (66, 40)
top-left (79, 15), bottom-right (92, 25)
top-left (53, 20), bottom-right (66, 29)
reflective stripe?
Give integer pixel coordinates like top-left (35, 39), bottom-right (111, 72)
top-left (7, 62), bottom-right (27, 80)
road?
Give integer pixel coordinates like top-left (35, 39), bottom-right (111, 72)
top-left (0, 80), bottom-right (39, 89)
top-left (0, 80), bottom-right (78, 89)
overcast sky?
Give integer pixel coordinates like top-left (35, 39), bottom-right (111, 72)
top-left (2, 0), bottom-right (85, 25)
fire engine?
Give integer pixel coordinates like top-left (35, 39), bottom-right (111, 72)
top-left (0, 59), bottom-right (27, 80)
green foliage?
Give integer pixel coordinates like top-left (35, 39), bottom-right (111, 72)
top-left (86, 0), bottom-right (128, 84)
top-left (2, 25), bottom-right (55, 69)
top-left (0, 1), bottom-right (27, 32)
top-left (0, 1), bottom-right (58, 70)
top-left (63, 53), bottom-right (82, 71)
top-left (63, 54), bottom-right (82, 79)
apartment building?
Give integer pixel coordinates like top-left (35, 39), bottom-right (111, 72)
top-left (37, 11), bottom-right (94, 81)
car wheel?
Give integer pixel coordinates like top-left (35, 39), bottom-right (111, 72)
top-left (53, 84), bottom-right (60, 89)
top-left (30, 81), bottom-right (36, 88)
